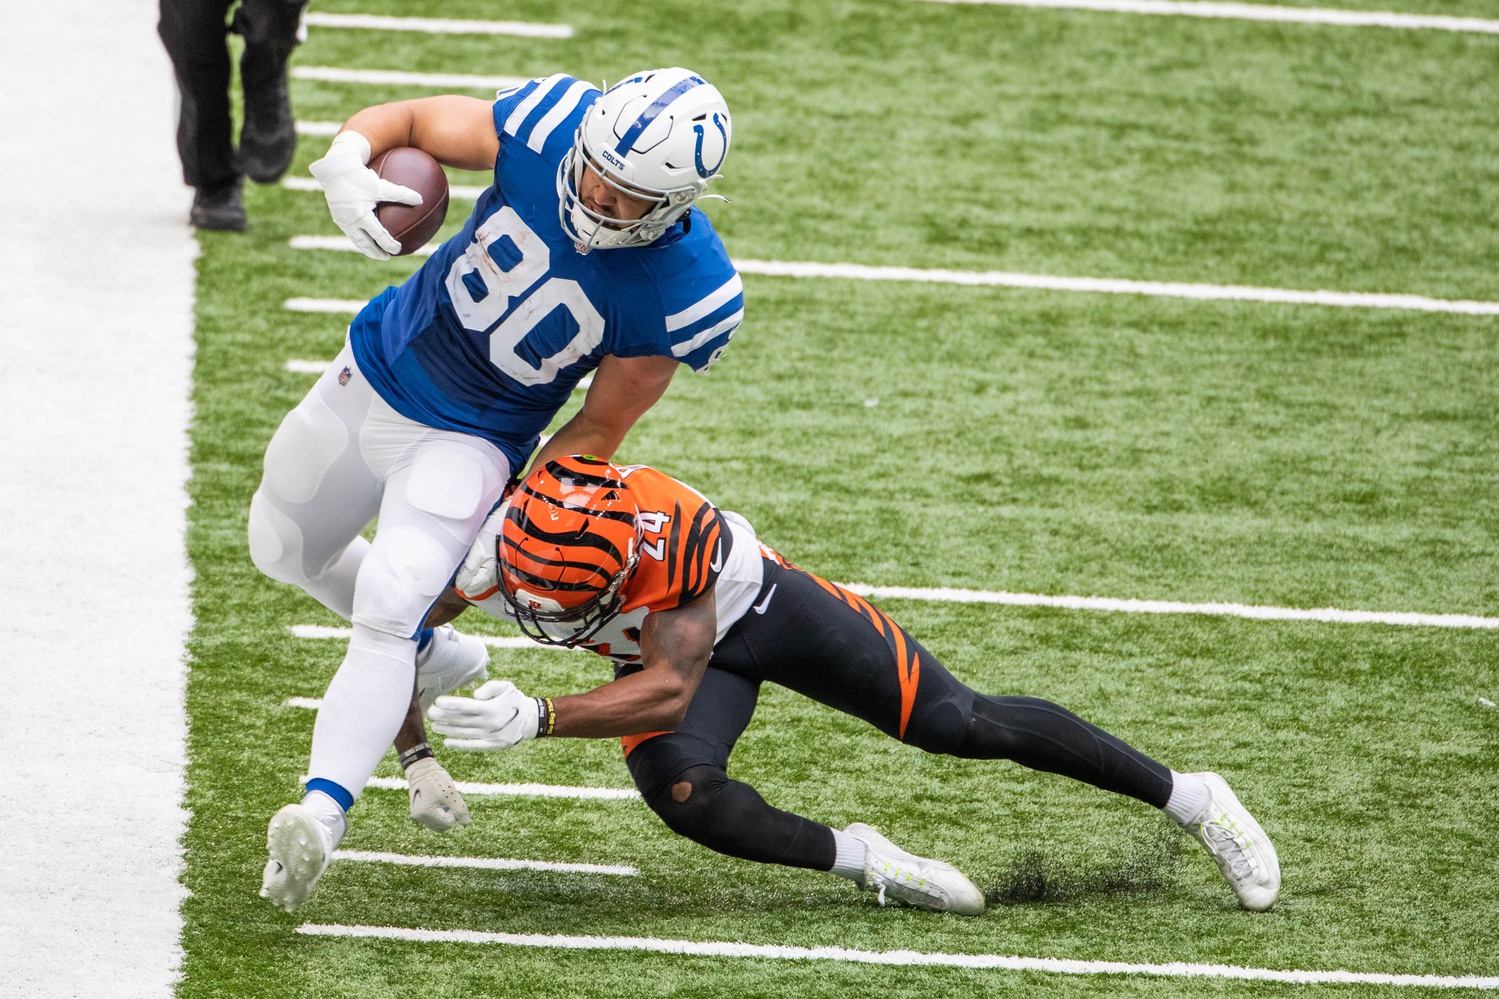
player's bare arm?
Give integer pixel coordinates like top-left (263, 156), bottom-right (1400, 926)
top-left (337, 96), bottom-right (500, 171)
top-left (308, 96), bottom-right (499, 260)
top-left (528, 353), bottom-right (679, 472)
top-left (427, 590), bottom-right (718, 750)
top-left (551, 590), bottom-right (718, 737)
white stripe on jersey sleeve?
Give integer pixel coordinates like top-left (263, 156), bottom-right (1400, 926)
top-left (501, 73), bottom-right (569, 138)
top-left (664, 274), bottom-right (743, 333)
top-left (670, 308), bottom-right (743, 358)
top-left (526, 79), bottom-right (596, 152)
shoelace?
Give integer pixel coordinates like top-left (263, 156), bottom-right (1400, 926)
top-left (1201, 814), bottom-right (1256, 880)
top-left (868, 861), bottom-right (934, 907)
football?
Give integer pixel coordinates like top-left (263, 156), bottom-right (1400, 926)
top-left (370, 147), bottom-right (450, 255)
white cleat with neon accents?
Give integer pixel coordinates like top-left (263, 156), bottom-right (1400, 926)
top-left (260, 803), bottom-right (335, 912)
top-left (415, 624), bottom-right (489, 712)
top-left (845, 822), bottom-right (986, 916)
top-left (1179, 772), bottom-right (1281, 911)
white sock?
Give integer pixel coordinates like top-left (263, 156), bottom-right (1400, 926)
top-left (828, 828), bottom-right (869, 880)
top-left (1163, 770), bottom-right (1211, 824)
top-left (300, 789), bottom-right (348, 848)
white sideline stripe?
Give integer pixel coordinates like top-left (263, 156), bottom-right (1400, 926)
top-left (332, 850), bottom-right (635, 876)
top-left (733, 259), bottom-right (1499, 316)
top-left (838, 583), bottom-right (1499, 630)
top-left (291, 771), bottom-right (639, 799)
top-left (4, 4), bottom-right (194, 995)
top-left (284, 696), bottom-right (322, 709)
top-left (910, 0), bottom-right (1499, 34)
top-left (362, 775), bottom-right (641, 800)
top-left (282, 173), bottom-right (488, 200)
top-left (290, 624), bottom-right (541, 647)
top-left (288, 237), bottom-right (1499, 316)
top-left (293, 67), bottom-right (531, 90)
top-left (294, 925), bottom-right (1499, 988)
top-left (303, 12), bottom-right (572, 37)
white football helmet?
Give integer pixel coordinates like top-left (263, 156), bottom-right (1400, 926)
top-left (557, 67), bottom-right (732, 252)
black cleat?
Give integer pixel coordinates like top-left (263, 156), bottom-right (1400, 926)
top-left (189, 183), bottom-right (247, 232)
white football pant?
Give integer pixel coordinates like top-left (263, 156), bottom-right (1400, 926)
top-left (248, 342), bottom-right (511, 802)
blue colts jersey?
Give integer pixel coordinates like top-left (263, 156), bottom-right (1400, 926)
top-left (348, 74), bottom-right (745, 473)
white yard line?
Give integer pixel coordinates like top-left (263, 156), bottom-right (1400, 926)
top-left (285, 297), bottom-right (369, 313)
top-left (287, 237), bottom-right (1499, 315)
top-left (838, 583), bottom-right (1499, 630)
top-left (292, 770), bottom-right (639, 799)
top-left (282, 355), bottom-right (591, 389)
top-left (295, 925), bottom-right (1499, 988)
top-left (291, 624), bottom-right (544, 647)
top-left (293, 67), bottom-right (530, 90)
top-left (361, 775), bottom-right (640, 800)
top-left (0, 2), bottom-right (193, 996)
top-left (303, 12), bottom-right (572, 37)
top-left (294, 234), bottom-right (438, 254)
top-left (910, 0), bottom-right (1499, 34)
top-left (296, 120), bottom-right (343, 137)
top-left (281, 174), bottom-right (488, 200)
top-left (332, 850), bottom-right (635, 876)
top-left (734, 259), bottom-right (1499, 316)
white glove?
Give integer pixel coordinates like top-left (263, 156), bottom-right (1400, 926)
top-left (405, 757), bottom-right (471, 832)
top-left (308, 130), bottom-right (422, 260)
top-left (455, 499), bottom-right (510, 601)
top-left (429, 679), bottom-right (542, 752)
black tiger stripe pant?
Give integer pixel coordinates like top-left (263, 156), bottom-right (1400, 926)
top-left (622, 557), bottom-right (1174, 872)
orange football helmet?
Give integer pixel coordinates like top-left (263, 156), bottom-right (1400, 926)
top-left (497, 456), bottom-right (642, 646)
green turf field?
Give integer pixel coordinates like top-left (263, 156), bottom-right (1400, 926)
top-left (183, 1), bottom-right (1499, 994)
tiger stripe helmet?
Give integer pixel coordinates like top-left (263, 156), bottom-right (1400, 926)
top-left (498, 456), bottom-right (642, 646)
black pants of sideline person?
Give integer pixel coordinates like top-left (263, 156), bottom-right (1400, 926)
top-left (158, 0), bottom-right (308, 191)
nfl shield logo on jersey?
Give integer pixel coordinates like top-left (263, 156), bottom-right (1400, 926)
top-left (338, 366), bottom-right (351, 386)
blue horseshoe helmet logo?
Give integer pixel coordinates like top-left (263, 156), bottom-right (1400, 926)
top-left (692, 113), bottom-right (728, 178)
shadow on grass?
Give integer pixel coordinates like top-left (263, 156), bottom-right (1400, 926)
top-left (986, 829), bottom-right (1184, 906)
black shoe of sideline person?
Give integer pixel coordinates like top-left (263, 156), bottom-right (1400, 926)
top-left (190, 183), bottom-right (248, 231)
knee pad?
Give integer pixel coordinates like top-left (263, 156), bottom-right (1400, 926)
top-left (352, 526), bottom-right (459, 638)
top-left (261, 400), bottom-right (349, 506)
top-left (247, 490), bottom-right (304, 583)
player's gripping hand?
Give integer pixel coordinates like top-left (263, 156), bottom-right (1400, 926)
top-left (405, 757), bottom-right (471, 832)
top-left (308, 131), bottom-right (422, 260)
top-left (429, 679), bottom-right (542, 752)
top-left (454, 498), bottom-right (511, 601)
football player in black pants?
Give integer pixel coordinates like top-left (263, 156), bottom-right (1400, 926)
top-left (422, 456), bottom-right (1281, 915)
top-left (158, 0), bottom-right (306, 230)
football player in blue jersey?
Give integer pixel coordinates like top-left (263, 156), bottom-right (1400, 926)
top-left (250, 68), bottom-right (746, 912)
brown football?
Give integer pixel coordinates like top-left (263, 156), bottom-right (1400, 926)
top-left (370, 147), bottom-right (450, 255)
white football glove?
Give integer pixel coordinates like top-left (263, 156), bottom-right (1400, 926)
top-left (308, 130), bottom-right (422, 261)
top-left (405, 757), bottom-right (471, 832)
top-left (429, 679), bottom-right (542, 752)
top-left (454, 499), bottom-right (510, 601)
